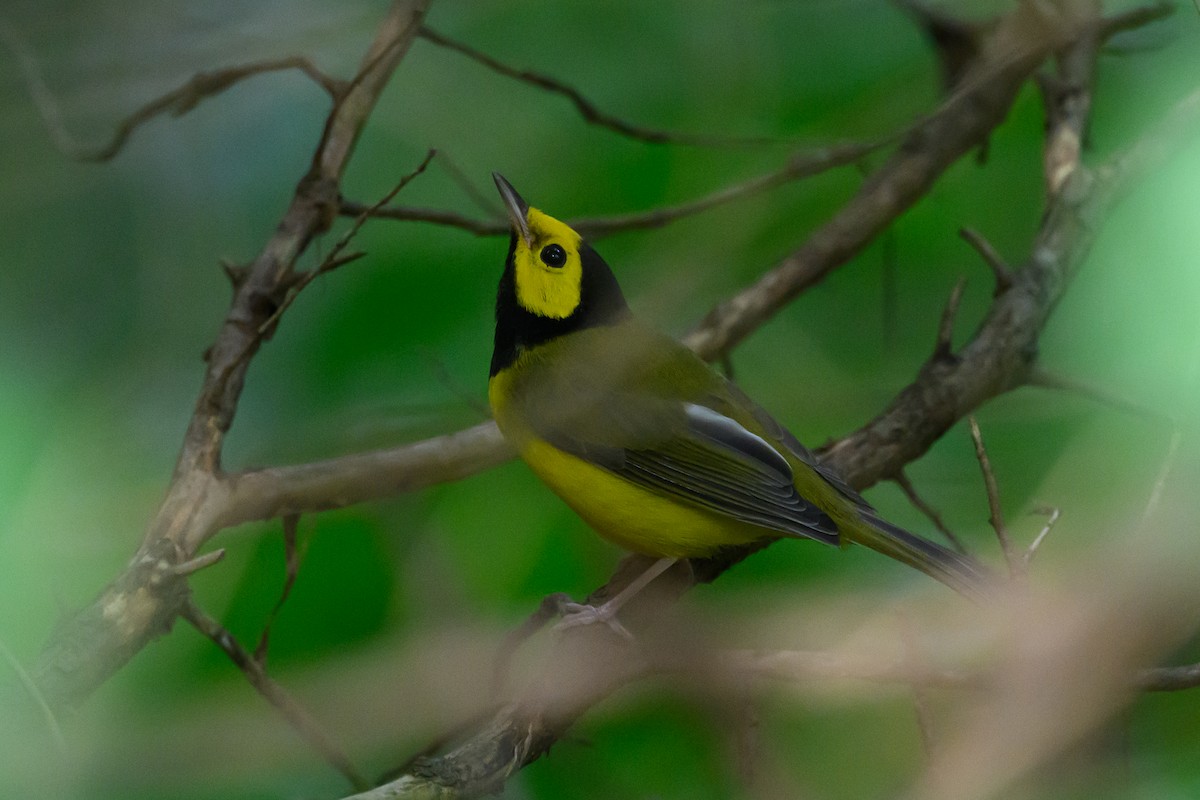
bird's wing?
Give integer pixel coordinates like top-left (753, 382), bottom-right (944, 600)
top-left (721, 381), bottom-right (874, 514)
top-left (514, 333), bottom-right (840, 544)
top-left (622, 402), bottom-right (841, 543)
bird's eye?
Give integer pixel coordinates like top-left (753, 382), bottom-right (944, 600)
top-left (540, 243), bottom-right (567, 268)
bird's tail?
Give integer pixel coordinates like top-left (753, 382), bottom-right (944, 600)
top-left (851, 513), bottom-right (995, 601)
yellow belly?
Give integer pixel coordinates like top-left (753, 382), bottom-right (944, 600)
top-left (517, 437), bottom-right (768, 559)
top-left (489, 362), bottom-right (772, 558)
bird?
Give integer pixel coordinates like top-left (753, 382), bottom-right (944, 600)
top-left (486, 173), bottom-right (989, 628)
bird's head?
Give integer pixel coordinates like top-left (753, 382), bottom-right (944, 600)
top-left (494, 172), bottom-right (594, 320)
top-left (489, 174), bottom-right (630, 375)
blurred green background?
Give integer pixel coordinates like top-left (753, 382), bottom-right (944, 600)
top-left (1, 0), bottom-right (1199, 798)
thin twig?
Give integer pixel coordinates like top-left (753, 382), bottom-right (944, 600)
top-left (417, 347), bottom-right (492, 420)
top-left (338, 203), bottom-right (504, 235)
top-left (418, 25), bottom-right (780, 148)
top-left (0, 17), bottom-right (344, 163)
top-left (893, 470), bottom-right (968, 553)
top-left (683, 6), bottom-right (1071, 361)
top-left (933, 277), bottom-right (968, 361)
top-left (894, 0), bottom-right (988, 93)
top-left (32, 0), bottom-right (433, 716)
top-left (171, 548), bottom-right (226, 577)
top-left (1138, 321), bottom-right (1200, 534)
top-left (958, 227), bottom-right (1014, 294)
top-left (254, 515), bottom-right (303, 664)
top-left (257, 148), bottom-right (437, 339)
top-left (0, 636), bottom-right (66, 756)
top-left (1026, 368), bottom-right (1169, 422)
top-left (1023, 506), bottom-right (1060, 566)
top-left (573, 141), bottom-right (889, 237)
top-left (340, 137), bottom-right (885, 238)
top-left (434, 151), bottom-right (502, 216)
top-left (968, 416), bottom-right (1020, 578)
top-left (182, 600), bottom-right (369, 790)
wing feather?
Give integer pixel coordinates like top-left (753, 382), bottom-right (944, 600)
top-left (509, 325), bottom-right (841, 544)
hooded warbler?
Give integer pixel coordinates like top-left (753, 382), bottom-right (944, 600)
top-left (487, 174), bottom-right (988, 623)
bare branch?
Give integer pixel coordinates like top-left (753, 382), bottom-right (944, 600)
top-left (347, 628), bottom-right (648, 799)
top-left (337, 202), bottom-right (506, 236)
top-left (32, 0), bottom-right (432, 715)
top-left (1024, 506), bottom-right (1060, 567)
top-left (418, 25), bottom-right (780, 148)
top-left (434, 151), bottom-right (503, 216)
top-left (968, 416), bottom-right (1020, 577)
top-left (0, 17), bottom-right (345, 162)
top-left (0, 637), bottom-right (65, 756)
top-left (933, 277), bottom-right (967, 361)
top-left (170, 548), bottom-right (226, 577)
top-left (182, 600), bottom-right (369, 791)
top-left (579, 142), bottom-right (888, 238)
top-left (684, 6), bottom-right (1079, 361)
top-left (893, 0), bottom-right (990, 93)
top-left (254, 148), bottom-right (436, 343)
top-left (894, 470), bottom-right (968, 554)
top-left (959, 227), bottom-right (1014, 294)
top-left (1026, 368), bottom-right (1167, 422)
top-left (254, 515), bottom-right (302, 664)
top-left (1140, 661), bottom-right (1200, 692)
top-left (339, 137), bottom-right (886, 239)
top-left (218, 422), bottom-right (511, 533)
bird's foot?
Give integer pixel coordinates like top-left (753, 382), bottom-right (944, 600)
top-left (552, 599), bottom-right (633, 640)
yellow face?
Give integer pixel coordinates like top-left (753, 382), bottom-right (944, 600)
top-left (512, 208), bottom-right (585, 320)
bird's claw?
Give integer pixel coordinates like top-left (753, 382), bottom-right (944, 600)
top-left (552, 600), bottom-right (633, 640)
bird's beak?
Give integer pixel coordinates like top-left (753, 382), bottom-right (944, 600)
top-left (493, 172), bottom-right (533, 248)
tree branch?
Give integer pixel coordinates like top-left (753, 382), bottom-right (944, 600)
top-left (0, 16), bottom-right (345, 163)
top-left (216, 422), bottom-right (511, 533)
top-left (417, 25), bottom-right (779, 148)
top-left (338, 137), bottom-right (887, 239)
top-left (32, 0), bottom-right (432, 716)
top-left (968, 416), bottom-right (1020, 575)
top-left (182, 599), bottom-right (368, 791)
top-left (681, 1), bottom-right (1172, 362)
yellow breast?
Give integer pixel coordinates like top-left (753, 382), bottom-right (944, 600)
top-left (489, 367), bottom-right (768, 558)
